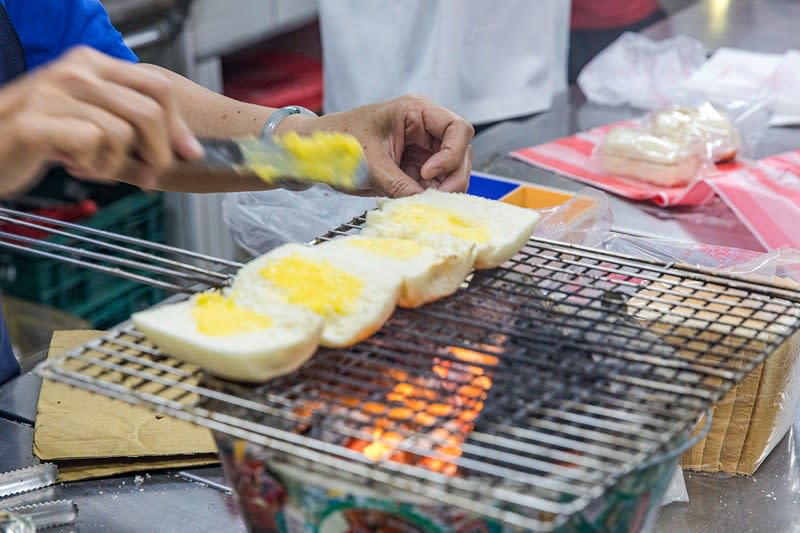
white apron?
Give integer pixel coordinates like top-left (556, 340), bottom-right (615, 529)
top-left (319, 0), bottom-right (570, 124)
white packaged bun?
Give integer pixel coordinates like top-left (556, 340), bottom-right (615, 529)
top-left (233, 243), bottom-right (402, 348)
top-left (131, 290), bottom-right (322, 383)
top-left (601, 127), bottom-right (701, 187)
top-left (365, 189), bottom-right (540, 269)
top-left (651, 103), bottom-right (741, 163)
top-left (317, 235), bottom-right (474, 308)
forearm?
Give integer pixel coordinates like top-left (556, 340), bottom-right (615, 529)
top-left (139, 64), bottom-right (275, 138)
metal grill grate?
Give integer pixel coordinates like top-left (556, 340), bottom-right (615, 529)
top-left (0, 206), bottom-right (241, 292)
top-left (37, 216), bottom-right (800, 530)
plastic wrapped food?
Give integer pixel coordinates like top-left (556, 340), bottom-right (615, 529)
top-left (601, 127), bottom-right (702, 187)
top-left (649, 103), bottom-right (741, 162)
top-left (598, 103), bottom-right (741, 187)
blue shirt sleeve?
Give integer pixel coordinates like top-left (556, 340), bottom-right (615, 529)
top-left (3, 0), bottom-right (137, 70)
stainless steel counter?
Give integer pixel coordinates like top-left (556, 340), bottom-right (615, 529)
top-left (655, 422), bottom-right (800, 532)
top-left (0, 373), bottom-right (246, 532)
top-left (644, 0), bottom-right (800, 54)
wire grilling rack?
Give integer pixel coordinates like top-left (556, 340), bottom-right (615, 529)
top-left (0, 206), bottom-right (240, 292)
top-left (15, 211), bottom-right (800, 530)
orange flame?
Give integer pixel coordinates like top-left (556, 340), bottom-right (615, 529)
top-left (346, 344), bottom-right (501, 476)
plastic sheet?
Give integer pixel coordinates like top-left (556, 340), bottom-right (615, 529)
top-left (532, 192), bottom-right (689, 507)
top-left (532, 187), bottom-right (613, 247)
top-left (577, 32), bottom-right (707, 110)
top-left (222, 184), bottom-right (376, 256)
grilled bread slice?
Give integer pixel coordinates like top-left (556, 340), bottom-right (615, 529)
top-left (365, 189), bottom-right (540, 269)
top-left (317, 235), bottom-right (474, 308)
top-left (232, 243), bottom-right (402, 348)
top-left (132, 290), bottom-right (322, 383)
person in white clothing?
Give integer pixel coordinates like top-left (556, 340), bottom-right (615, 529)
top-left (319, 0), bottom-right (571, 127)
top-left (224, 1), bottom-right (571, 254)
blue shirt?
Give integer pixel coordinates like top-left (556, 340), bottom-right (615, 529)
top-left (2, 0), bottom-right (137, 70)
top-left (0, 0), bottom-right (136, 384)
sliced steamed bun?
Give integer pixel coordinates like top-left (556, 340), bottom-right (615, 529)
top-left (131, 290), bottom-right (322, 383)
top-left (316, 235), bottom-right (474, 308)
top-left (232, 243), bottom-right (402, 348)
top-left (365, 189), bottom-right (540, 269)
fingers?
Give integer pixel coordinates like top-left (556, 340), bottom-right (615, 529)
top-left (73, 81), bottom-right (173, 179)
top-left (17, 114), bottom-right (114, 180)
top-left (409, 101), bottom-right (474, 181)
top-left (371, 158), bottom-right (425, 198)
top-left (92, 56), bottom-right (202, 161)
top-left (61, 48), bottom-right (202, 160)
top-left (33, 46), bottom-right (202, 187)
top-left (437, 145), bottom-right (473, 193)
top-left (52, 96), bottom-right (137, 180)
top-left (18, 76), bottom-right (157, 186)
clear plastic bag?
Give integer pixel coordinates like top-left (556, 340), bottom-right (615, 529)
top-left (595, 122), bottom-right (708, 188)
top-left (577, 32), bottom-right (707, 110)
top-left (672, 94), bottom-right (773, 160)
top-left (534, 191), bottom-right (688, 505)
top-left (593, 99), bottom-right (770, 189)
top-left (532, 187), bottom-right (614, 246)
top-left (768, 50), bottom-right (800, 126)
top-left (577, 33), bottom-right (772, 159)
top-left (646, 102), bottom-right (741, 162)
top-left (222, 185), bottom-right (376, 256)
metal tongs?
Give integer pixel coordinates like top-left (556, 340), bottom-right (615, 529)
top-left (0, 464), bottom-right (77, 530)
top-left (194, 134), bottom-right (369, 191)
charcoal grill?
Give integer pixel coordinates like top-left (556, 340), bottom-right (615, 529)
top-left (5, 208), bottom-right (800, 530)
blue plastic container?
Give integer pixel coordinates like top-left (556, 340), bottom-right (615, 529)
top-left (467, 173), bottom-right (519, 200)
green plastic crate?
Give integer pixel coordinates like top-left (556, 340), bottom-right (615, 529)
top-left (1, 192), bottom-right (166, 326)
top-left (65, 279), bottom-right (165, 329)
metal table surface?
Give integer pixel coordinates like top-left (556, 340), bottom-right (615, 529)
top-left (0, 373), bottom-right (246, 532)
top-left (654, 422), bottom-right (800, 533)
top-left (644, 0), bottom-right (800, 55)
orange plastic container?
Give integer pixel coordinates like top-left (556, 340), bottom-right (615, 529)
top-left (499, 183), bottom-right (597, 226)
top-left (500, 184), bottom-right (574, 209)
